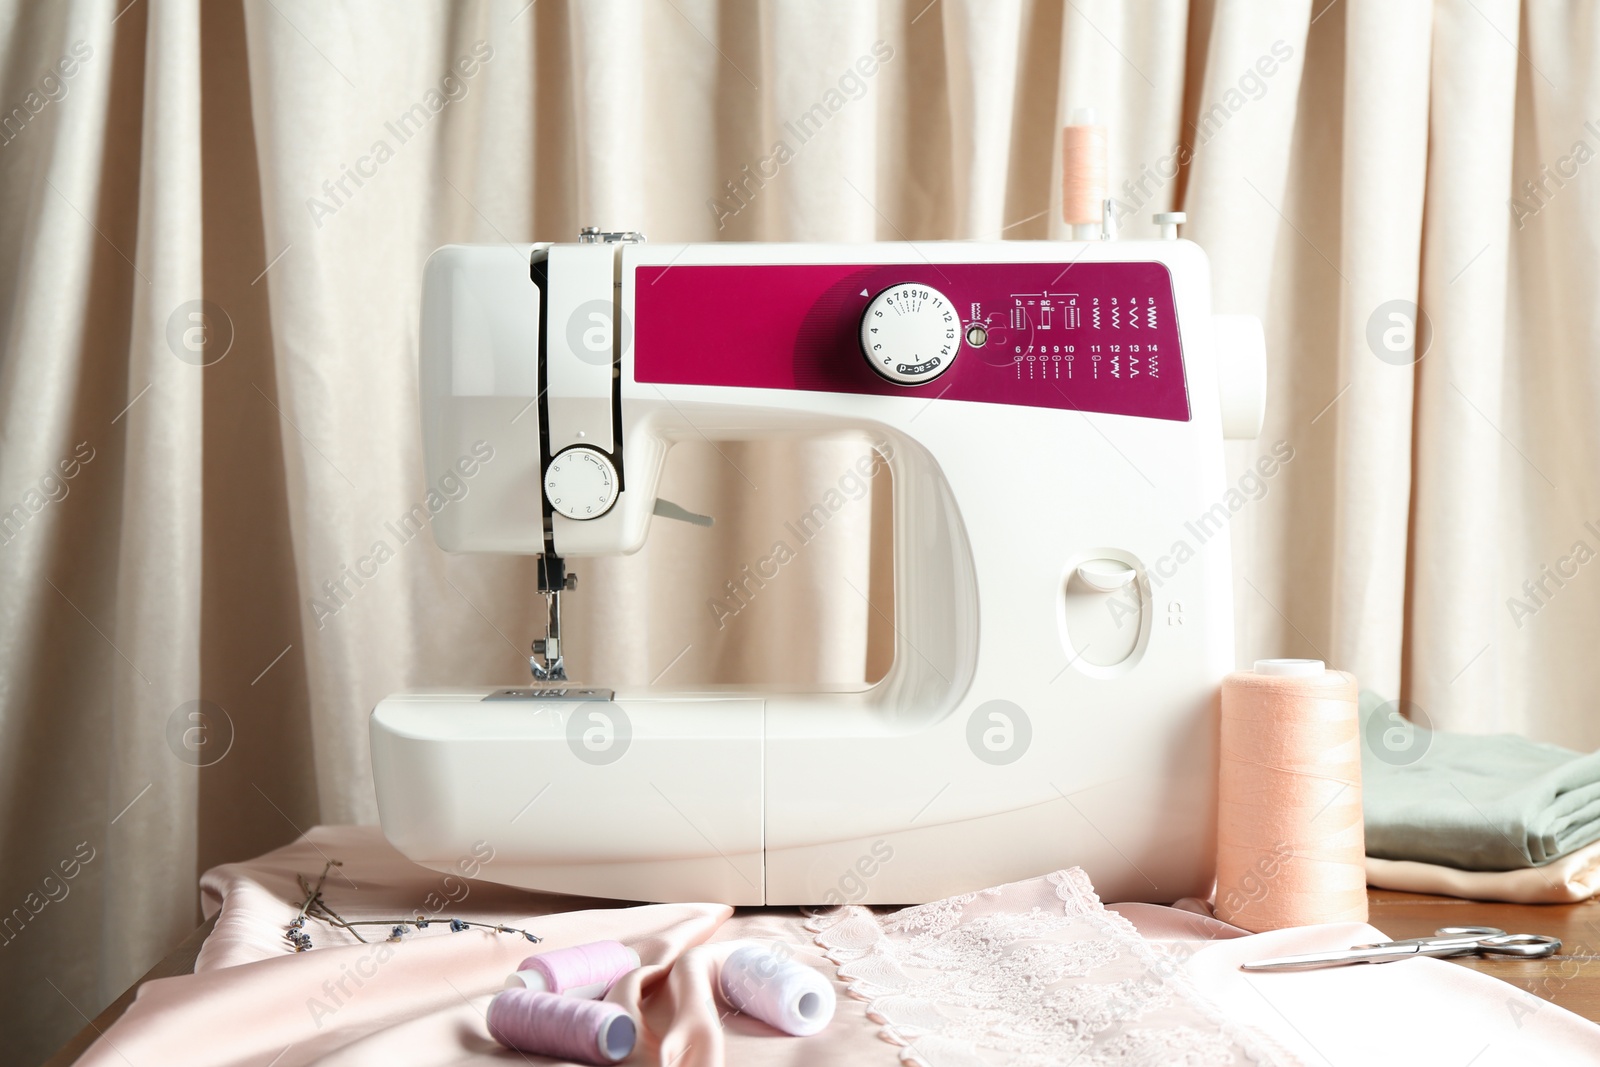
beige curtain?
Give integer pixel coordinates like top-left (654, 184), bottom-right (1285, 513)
top-left (5, 0), bottom-right (1598, 1060)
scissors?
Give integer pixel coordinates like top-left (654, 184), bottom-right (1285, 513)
top-left (1241, 926), bottom-right (1562, 972)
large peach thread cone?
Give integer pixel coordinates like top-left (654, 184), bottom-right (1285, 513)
top-left (1215, 659), bottom-right (1367, 931)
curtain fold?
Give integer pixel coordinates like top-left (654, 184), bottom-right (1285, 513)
top-left (760, 0), bottom-right (880, 240)
top-left (942, 0), bottom-right (1022, 239)
top-left (0, 0), bottom-right (128, 1052)
top-left (5, 2), bottom-right (1599, 1062)
top-left (1511, 5), bottom-right (1600, 745)
top-left (1411, 0), bottom-right (1519, 733)
top-left (100, 0), bottom-right (206, 997)
top-left (1181, 1), bottom-right (1311, 665)
top-left (1329, 1), bottom-right (1431, 701)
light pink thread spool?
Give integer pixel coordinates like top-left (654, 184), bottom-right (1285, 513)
top-left (1215, 659), bottom-right (1367, 932)
top-left (487, 988), bottom-right (636, 1065)
top-left (506, 939), bottom-right (641, 998)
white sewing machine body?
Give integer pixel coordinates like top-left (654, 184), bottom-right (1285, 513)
top-left (371, 235), bottom-right (1265, 906)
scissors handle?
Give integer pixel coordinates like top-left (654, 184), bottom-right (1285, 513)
top-left (1463, 933), bottom-right (1563, 959)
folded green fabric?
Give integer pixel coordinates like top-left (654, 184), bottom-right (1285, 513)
top-left (1360, 690), bottom-right (1600, 871)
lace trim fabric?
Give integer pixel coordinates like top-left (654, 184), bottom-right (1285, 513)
top-left (808, 868), bottom-right (1299, 1067)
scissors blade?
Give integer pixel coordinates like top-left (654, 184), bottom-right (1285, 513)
top-left (1241, 943), bottom-right (1423, 972)
top-left (1353, 927), bottom-right (1505, 950)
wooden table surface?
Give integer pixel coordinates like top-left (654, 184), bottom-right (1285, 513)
top-left (1367, 888), bottom-right (1600, 1023)
top-left (47, 890), bottom-right (1600, 1061)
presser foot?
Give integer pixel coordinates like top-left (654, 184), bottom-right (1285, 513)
top-left (530, 641), bottom-right (567, 682)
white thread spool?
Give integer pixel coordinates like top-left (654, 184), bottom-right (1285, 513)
top-left (718, 945), bottom-right (836, 1037)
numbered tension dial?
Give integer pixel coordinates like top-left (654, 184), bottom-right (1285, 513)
top-left (860, 283), bottom-right (960, 386)
top-left (543, 446), bottom-right (619, 520)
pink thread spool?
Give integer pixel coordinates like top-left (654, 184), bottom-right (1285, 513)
top-left (487, 988), bottom-right (636, 1065)
top-left (507, 939), bottom-right (641, 998)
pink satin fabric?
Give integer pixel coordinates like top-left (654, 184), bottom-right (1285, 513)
top-left (78, 828), bottom-right (1600, 1066)
top-left (79, 827), bottom-right (880, 1066)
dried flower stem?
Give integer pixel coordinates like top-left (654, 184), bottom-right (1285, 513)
top-left (283, 858), bottom-right (540, 951)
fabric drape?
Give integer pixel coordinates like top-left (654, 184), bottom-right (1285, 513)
top-left (4, 2), bottom-right (1597, 1062)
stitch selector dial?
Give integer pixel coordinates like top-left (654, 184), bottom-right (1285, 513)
top-left (860, 283), bottom-right (960, 386)
top-left (544, 446), bottom-right (618, 520)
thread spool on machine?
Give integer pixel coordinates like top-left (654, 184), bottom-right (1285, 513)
top-left (1061, 107), bottom-right (1187, 241)
top-left (1062, 107), bottom-right (1110, 238)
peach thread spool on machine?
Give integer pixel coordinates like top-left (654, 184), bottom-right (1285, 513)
top-left (1062, 107), bottom-right (1110, 239)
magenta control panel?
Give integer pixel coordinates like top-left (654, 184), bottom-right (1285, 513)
top-left (632, 261), bottom-right (1191, 422)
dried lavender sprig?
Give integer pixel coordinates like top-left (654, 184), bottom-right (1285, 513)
top-left (282, 860), bottom-right (541, 949)
top-left (285, 860), bottom-right (347, 950)
top-left (332, 917), bottom-right (541, 942)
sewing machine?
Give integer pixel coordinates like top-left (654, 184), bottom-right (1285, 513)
top-left (370, 224), bottom-right (1266, 906)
